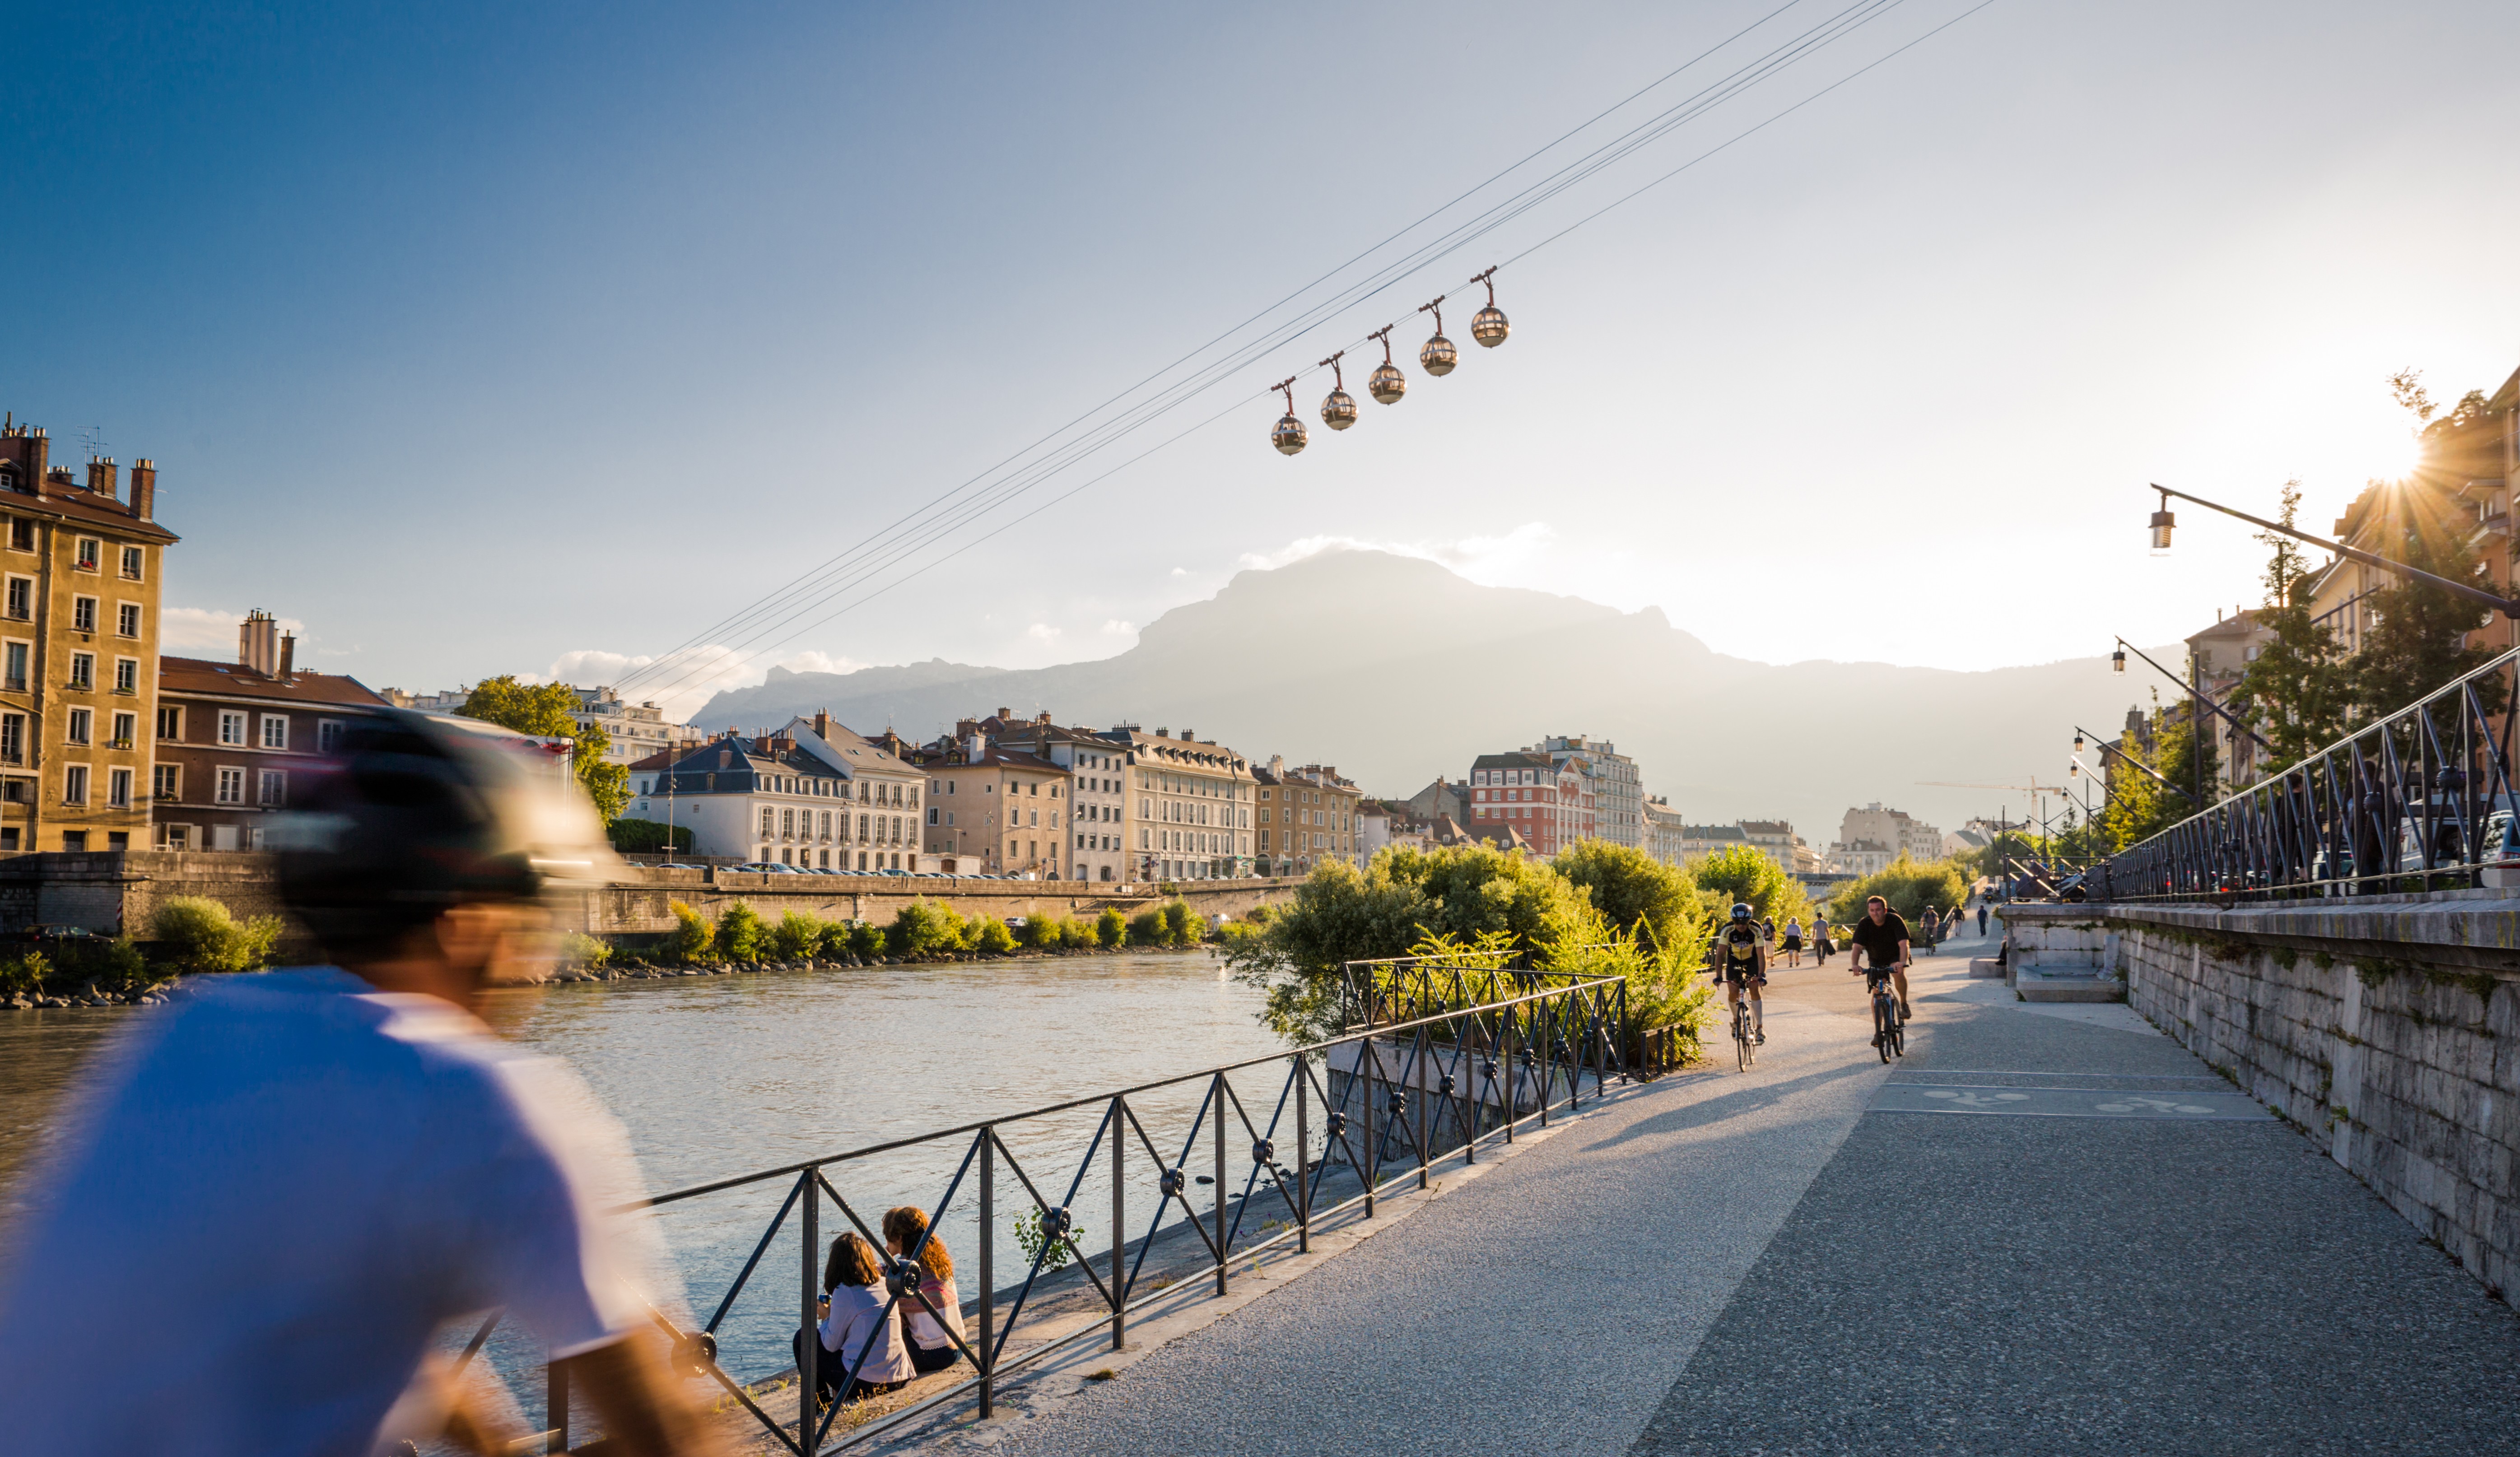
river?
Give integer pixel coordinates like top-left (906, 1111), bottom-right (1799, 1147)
top-left (0, 952), bottom-right (1284, 1393)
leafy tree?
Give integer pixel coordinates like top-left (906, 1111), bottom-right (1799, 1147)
top-left (715, 902), bottom-right (766, 962)
top-left (1687, 845), bottom-right (1808, 930)
top-left (1826, 855), bottom-right (1968, 925)
top-left (1159, 899), bottom-right (1203, 946)
top-left (888, 900), bottom-right (966, 958)
top-left (608, 818), bottom-right (693, 854)
top-left (770, 911), bottom-right (823, 961)
top-left (1095, 906), bottom-right (1128, 947)
top-left (848, 922), bottom-right (887, 959)
top-left (149, 896), bottom-right (284, 975)
top-left (2349, 522), bottom-right (2505, 721)
top-left (966, 916), bottom-right (1018, 954)
top-left (2229, 481), bottom-right (2354, 773)
top-left (458, 674), bottom-right (630, 823)
top-left (1552, 840), bottom-right (1704, 951)
top-left (661, 901), bottom-right (714, 963)
top-left (560, 931), bottom-right (614, 969)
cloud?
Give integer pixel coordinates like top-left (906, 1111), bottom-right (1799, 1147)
top-left (1237, 522), bottom-right (1558, 582)
top-left (1169, 567), bottom-right (1189, 577)
top-left (544, 645), bottom-right (866, 722)
top-left (162, 607), bottom-right (304, 656)
top-left (1025, 623), bottom-right (1063, 643)
top-left (1099, 619), bottom-right (1137, 637)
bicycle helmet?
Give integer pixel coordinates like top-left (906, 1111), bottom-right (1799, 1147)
top-left (272, 709), bottom-right (623, 963)
top-left (1730, 903), bottom-right (1754, 922)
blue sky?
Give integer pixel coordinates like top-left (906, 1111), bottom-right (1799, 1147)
top-left (6, 0), bottom-right (2516, 717)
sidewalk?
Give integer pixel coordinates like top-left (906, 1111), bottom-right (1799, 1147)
top-left (905, 921), bottom-right (2520, 1455)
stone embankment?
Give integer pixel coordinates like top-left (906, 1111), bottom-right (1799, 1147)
top-left (2003, 895), bottom-right (2520, 1301)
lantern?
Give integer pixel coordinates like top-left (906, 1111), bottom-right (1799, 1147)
top-left (1318, 351), bottom-right (1357, 431)
top-left (1469, 265), bottom-right (1509, 347)
top-left (1367, 325), bottom-right (1406, 404)
top-left (2111, 647), bottom-right (2126, 674)
top-left (2148, 490), bottom-right (2175, 553)
top-left (1418, 297), bottom-right (1457, 377)
top-left (1270, 378), bottom-right (1306, 456)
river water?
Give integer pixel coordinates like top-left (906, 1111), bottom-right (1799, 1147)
top-left (0, 952), bottom-right (1284, 1390)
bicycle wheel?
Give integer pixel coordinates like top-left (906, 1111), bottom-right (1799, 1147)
top-left (1875, 995), bottom-right (1892, 1063)
top-left (1735, 1008), bottom-right (1751, 1071)
top-left (1890, 1002), bottom-right (1905, 1058)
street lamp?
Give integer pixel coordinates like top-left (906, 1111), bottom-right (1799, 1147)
top-left (2148, 489), bottom-right (2176, 554)
top-left (2111, 646), bottom-right (2126, 674)
top-left (2143, 481), bottom-right (2520, 618)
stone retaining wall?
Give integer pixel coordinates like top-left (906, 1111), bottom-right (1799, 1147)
top-left (2003, 898), bottom-right (2520, 1300)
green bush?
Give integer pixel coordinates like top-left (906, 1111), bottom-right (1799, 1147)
top-left (1688, 845), bottom-right (1809, 930)
top-left (849, 921), bottom-right (887, 959)
top-left (770, 911), bottom-right (823, 961)
top-left (1062, 915), bottom-right (1101, 949)
top-left (813, 920), bottom-right (856, 959)
top-left (0, 951), bottom-right (53, 997)
top-left (1128, 907), bottom-right (1165, 945)
top-left (606, 817), bottom-right (693, 854)
top-left (1159, 899), bottom-right (1202, 946)
top-left (1554, 841), bottom-right (1701, 950)
top-left (150, 896), bottom-right (284, 976)
top-left (890, 901), bottom-right (966, 958)
top-left (1095, 906), bottom-right (1127, 947)
top-left (1827, 855), bottom-right (1970, 926)
top-left (559, 931), bottom-right (614, 969)
top-left (1014, 914), bottom-right (1064, 950)
top-left (716, 902), bottom-right (766, 963)
top-left (967, 916), bottom-right (1018, 954)
top-left (661, 901), bottom-right (715, 963)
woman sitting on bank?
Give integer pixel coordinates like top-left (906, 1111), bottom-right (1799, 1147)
top-left (796, 1231), bottom-right (914, 1407)
top-left (884, 1206), bottom-right (968, 1373)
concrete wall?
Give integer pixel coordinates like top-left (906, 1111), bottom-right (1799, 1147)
top-left (0, 851), bottom-right (1301, 940)
top-left (2003, 898), bottom-right (2520, 1300)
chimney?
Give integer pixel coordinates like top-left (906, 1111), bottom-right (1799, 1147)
top-left (814, 709), bottom-right (830, 740)
top-left (238, 610), bottom-right (281, 677)
top-left (964, 729), bottom-right (988, 760)
top-left (279, 633), bottom-right (296, 676)
top-left (85, 457), bottom-right (117, 500)
top-left (1182, 728), bottom-right (1195, 741)
top-left (130, 459), bottom-right (155, 521)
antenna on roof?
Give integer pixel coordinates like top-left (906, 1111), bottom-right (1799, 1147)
top-left (77, 424), bottom-right (106, 463)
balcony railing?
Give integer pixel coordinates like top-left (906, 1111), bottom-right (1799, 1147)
top-left (2098, 645), bottom-right (2519, 901)
top-left (445, 958), bottom-right (1632, 1452)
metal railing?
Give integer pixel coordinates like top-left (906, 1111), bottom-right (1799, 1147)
top-left (461, 957), bottom-right (1632, 1453)
top-left (2100, 645), bottom-right (2519, 902)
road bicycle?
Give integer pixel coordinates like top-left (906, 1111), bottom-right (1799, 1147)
top-left (1862, 961), bottom-right (1903, 1062)
top-left (1731, 991), bottom-right (1757, 1071)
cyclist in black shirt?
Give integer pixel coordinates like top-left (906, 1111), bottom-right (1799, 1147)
top-left (1849, 894), bottom-right (1914, 1019)
top-left (1709, 902), bottom-right (1769, 1044)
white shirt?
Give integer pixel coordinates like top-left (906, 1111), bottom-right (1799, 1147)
top-left (819, 1282), bottom-right (915, 1383)
top-left (0, 968), bottom-right (664, 1457)
top-left (1784, 921), bottom-right (1802, 939)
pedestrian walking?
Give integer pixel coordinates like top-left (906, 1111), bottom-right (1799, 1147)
top-left (1921, 906), bottom-right (1941, 954)
top-left (1977, 903), bottom-right (1989, 936)
top-left (1782, 916), bottom-right (1804, 968)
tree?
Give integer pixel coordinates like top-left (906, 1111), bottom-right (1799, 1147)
top-left (1551, 840), bottom-right (1704, 951)
top-left (458, 675), bottom-right (631, 823)
top-left (2348, 521), bottom-right (2504, 721)
top-left (1687, 845), bottom-right (1808, 928)
top-left (2231, 481), bottom-right (2352, 772)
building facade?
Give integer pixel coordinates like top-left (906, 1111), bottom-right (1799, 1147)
top-left (569, 685), bottom-right (695, 766)
top-left (1255, 756), bottom-right (1359, 875)
top-left (152, 614), bottom-right (390, 851)
top-left (1111, 726), bottom-right (1255, 881)
top-left (1541, 734), bottom-right (1642, 848)
top-left (981, 710), bottom-right (1132, 883)
top-left (0, 428), bottom-right (178, 854)
top-left (911, 726), bottom-right (1070, 878)
top-left (627, 714), bottom-right (924, 870)
top-left (1838, 802), bottom-right (1943, 862)
top-left (1465, 750), bottom-right (1588, 857)
top-left (1644, 796), bottom-right (1687, 865)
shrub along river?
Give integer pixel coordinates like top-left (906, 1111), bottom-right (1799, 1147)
top-left (0, 950), bottom-right (1284, 1399)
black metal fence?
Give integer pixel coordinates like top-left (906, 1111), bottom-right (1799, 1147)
top-left (2101, 645), bottom-right (2520, 902)
top-left (462, 956), bottom-right (1631, 1453)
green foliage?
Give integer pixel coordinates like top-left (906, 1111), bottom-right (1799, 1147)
top-left (0, 952), bottom-right (53, 997)
top-left (715, 901), bottom-right (766, 963)
top-left (814, 920), bottom-right (856, 959)
top-left (2349, 521), bottom-right (2507, 722)
top-left (1159, 899), bottom-right (1202, 946)
top-left (1688, 845), bottom-right (1808, 930)
top-left (661, 900), bottom-right (715, 963)
top-left (889, 900), bottom-right (967, 958)
top-left (967, 915), bottom-right (1018, 954)
top-left (457, 674), bottom-right (628, 822)
top-left (848, 921), bottom-right (887, 959)
top-left (559, 930), bottom-right (614, 969)
top-left (2231, 481), bottom-right (2354, 775)
top-left (1095, 906), bottom-right (1128, 947)
top-left (1128, 907), bottom-right (1166, 946)
top-left (1826, 855), bottom-right (1969, 925)
top-left (149, 896), bottom-right (284, 976)
top-left (1015, 914), bottom-right (1065, 950)
top-left (1062, 915), bottom-right (1103, 949)
top-left (1013, 1209), bottom-right (1072, 1272)
top-left (1553, 840), bottom-right (1705, 952)
top-left (607, 818), bottom-right (694, 855)
top-left (770, 911), bottom-right (823, 962)
top-left (1538, 910), bottom-right (1715, 1061)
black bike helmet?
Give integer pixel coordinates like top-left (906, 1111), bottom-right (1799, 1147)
top-left (1730, 902), bottom-right (1753, 921)
top-left (273, 709), bottom-right (621, 962)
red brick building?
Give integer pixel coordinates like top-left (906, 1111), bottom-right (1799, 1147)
top-left (1466, 749), bottom-right (1594, 857)
top-left (152, 613), bottom-right (389, 850)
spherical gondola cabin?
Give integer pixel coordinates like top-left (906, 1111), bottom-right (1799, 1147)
top-left (1320, 387), bottom-right (1357, 430)
top-left (1472, 305), bottom-right (1509, 347)
top-left (1368, 362), bottom-right (1407, 404)
top-left (1272, 411), bottom-right (1308, 455)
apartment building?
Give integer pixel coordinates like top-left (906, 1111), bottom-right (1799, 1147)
top-left (0, 426), bottom-right (178, 854)
top-left (1104, 725), bottom-right (1255, 881)
top-left (1465, 750), bottom-right (1589, 857)
top-left (1254, 755), bottom-right (1359, 875)
top-left (983, 710), bottom-right (1132, 883)
top-left (1838, 802), bottom-right (1943, 862)
top-left (569, 685), bottom-right (697, 766)
top-left (1829, 838), bottom-right (1896, 877)
top-left (152, 613), bottom-right (390, 851)
top-left (908, 723), bottom-right (1070, 878)
top-left (1644, 796), bottom-right (1686, 866)
top-left (627, 714), bottom-right (924, 870)
top-left (1541, 734), bottom-right (1642, 848)
top-left (1680, 823), bottom-right (1749, 860)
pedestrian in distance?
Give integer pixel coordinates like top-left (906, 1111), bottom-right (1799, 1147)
top-left (1921, 906), bottom-right (1941, 954)
top-left (1978, 902), bottom-right (1989, 936)
top-left (1782, 916), bottom-right (1804, 968)
top-left (0, 710), bottom-right (730, 1457)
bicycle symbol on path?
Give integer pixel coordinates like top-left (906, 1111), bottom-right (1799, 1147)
top-left (2092, 1095), bottom-right (2216, 1114)
top-left (1919, 1090), bottom-right (2031, 1108)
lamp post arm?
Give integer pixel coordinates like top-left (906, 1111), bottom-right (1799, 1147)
top-left (2113, 637), bottom-right (2274, 753)
top-left (2072, 724), bottom-right (2199, 804)
top-left (2152, 483), bottom-right (2520, 619)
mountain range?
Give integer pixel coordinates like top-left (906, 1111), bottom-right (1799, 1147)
top-left (694, 550), bottom-right (2158, 843)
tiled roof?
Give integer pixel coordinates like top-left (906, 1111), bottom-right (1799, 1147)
top-left (158, 656), bottom-right (389, 708)
top-left (2, 484), bottom-right (180, 545)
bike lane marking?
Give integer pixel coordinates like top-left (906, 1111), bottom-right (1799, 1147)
top-left (1866, 1083), bottom-right (2272, 1121)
